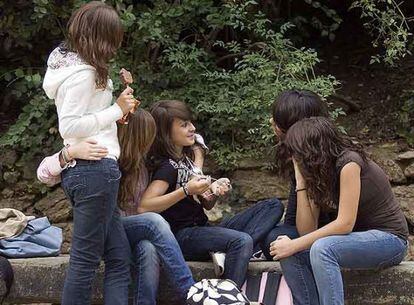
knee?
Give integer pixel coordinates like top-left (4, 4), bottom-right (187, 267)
top-left (135, 240), bottom-right (159, 263)
top-left (310, 238), bottom-right (336, 268)
top-left (231, 233), bottom-right (253, 256)
top-left (143, 212), bottom-right (171, 232)
top-left (263, 198), bottom-right (285, 214)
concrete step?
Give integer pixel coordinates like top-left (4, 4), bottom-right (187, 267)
top-left (4, 255), bottom-right (414, 305)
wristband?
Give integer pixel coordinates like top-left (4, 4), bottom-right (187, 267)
top-left (182, 184), bottom-right (190, 196)
top-left (61, 147), bottom-right (70, 164)
top-left (295, 188), bottom-right (307, 193)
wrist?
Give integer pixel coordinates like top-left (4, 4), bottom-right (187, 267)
top-left (182, 183), bottom-right (190, 196)
top-left (66, 146), bottom-right (75, 161)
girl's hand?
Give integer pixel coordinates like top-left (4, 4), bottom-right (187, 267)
top-left (116, 86), bottom-right (135, 115)
top-left (269, 235), bottom-right (298, 260)
top-left (292, 158), bottom-right (306, 189)
top-left (210, 178), bottom-right (231, 196)
top-left (67, 140), bottom-right (108, 161)
top-left (187, 176), bottom-right (211, 195)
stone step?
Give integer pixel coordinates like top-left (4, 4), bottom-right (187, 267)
top-left (4, 255), bottom-right (414, 305)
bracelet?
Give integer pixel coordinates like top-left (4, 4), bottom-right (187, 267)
top-left (61, 146), bottom-right (72, 164)
top-left (182, 184), bottom-right (190, 196)
top-left (295, 188), bottom-right (307, 193)
top-left (61, 147), bottom-right (69, 164)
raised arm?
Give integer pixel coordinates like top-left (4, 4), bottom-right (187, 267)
top-left (270, 162), bottom-right (361, 259)
top-left (293, 159), bottom-right (320, 236)
top-left (59, 71), bottom-right (134, 139)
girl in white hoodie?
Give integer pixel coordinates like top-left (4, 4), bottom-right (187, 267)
top-left (42, 2), bottom-right (135, 305)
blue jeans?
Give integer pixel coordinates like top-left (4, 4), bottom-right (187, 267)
top-left (122, 213), bottom-right (195, 305)
top-left (261, 224), bottom-right (298, 260)
top-left (175, 198), bottom-right (284, 286)
top-left (280, 230), bottom-right (408, 305)
top-left (61, 159), bottom-right (131, 305)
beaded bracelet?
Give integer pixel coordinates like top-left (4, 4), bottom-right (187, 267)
top-left (295, 188), bottom-right (307, 193)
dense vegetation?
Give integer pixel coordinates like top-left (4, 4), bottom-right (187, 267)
top-left (0, 0), bottom-right (413, 175)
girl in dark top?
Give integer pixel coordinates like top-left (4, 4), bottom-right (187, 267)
top-left (261, 89), bottom-right (333, 259)
top-left (269, 116), bottom-right (408, 305)
top-left (140, 100), bottom-right (285, 287)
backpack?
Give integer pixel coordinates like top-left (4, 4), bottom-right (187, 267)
top-left (187, 279), bottom-right (262, 305)
top-left (241, 273), bottom-right (293, 305)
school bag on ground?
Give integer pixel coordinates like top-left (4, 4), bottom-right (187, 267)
top-left (241, 273), bottom-right (293, 305)
top-left (187, 278), bottom-right (262, 305)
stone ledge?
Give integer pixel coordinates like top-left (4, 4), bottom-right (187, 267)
top-left (4, 256), bottom-right (414, 305)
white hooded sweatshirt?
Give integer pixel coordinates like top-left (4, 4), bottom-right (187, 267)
top-left (43, 47), bottom-right (123, 158)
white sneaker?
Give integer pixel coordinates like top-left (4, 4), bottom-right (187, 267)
top-left (210, 251), bottom-right (226, 277)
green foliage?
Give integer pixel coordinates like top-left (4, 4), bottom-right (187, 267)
top-left (2, 0), bottom-right (412, 173)
top-left (0, 0), bottom-right (342, 171)
top-left (350, 0), bottom-right (413, 65)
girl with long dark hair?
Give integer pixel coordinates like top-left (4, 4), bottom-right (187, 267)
top-left (261, 89), bottom-right (332, 259)
top-left (270, 116), bottom-right (408, 305)
top-left (42, 2), bottom-right (136, 304)
top-left (140, 100), bottom-right (284, 287)
top-left (37, 109), bottom-right (196, 305)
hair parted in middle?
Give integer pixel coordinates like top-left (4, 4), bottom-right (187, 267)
top-left (118, 109), bottom-right (156, 210)
top-left (64, 1), bottom-right (123, 88)
top-left (284, 116), bottom-right (367, 210)
top-left (149, 100), bottom-right (194, 164)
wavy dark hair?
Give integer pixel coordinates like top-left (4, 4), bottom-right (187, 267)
top-left (148, 100), bottom-right (194, 168)
top-left (284, 117), bottom-right (367, 209)
top-left (271, 90), bottom-right (328, 176)
top-left (63, 1), bottom-right (123, 88)
top-left (118, 109), bottom-right (156, 210)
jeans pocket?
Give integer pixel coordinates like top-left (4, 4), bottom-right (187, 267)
top-left (377, 239), bottom-right (407, 269)
top-left (107, 167), bottom-right (122, 183)
top-left (62, 174), bottom-right (87, 206)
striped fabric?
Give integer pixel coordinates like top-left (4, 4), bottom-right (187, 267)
top-left (241, 273), bottom-right (293, 305)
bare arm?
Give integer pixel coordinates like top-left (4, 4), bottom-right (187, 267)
top-left (270, 162), bottom-right (361, 259)
top-left (139, 180), bottom-right (187, 213)
top-left (139, 177), bottom-right (211, 214)
top-left (292, 158), bottom-right (320, 235)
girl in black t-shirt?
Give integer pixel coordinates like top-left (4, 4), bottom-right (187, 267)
top-left (141, 100), bottom-right (285, 287)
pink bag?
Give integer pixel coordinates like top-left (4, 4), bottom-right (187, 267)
top-left (241, 272), bottom-right (293, 305)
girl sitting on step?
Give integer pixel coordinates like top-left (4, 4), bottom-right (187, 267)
top-left (269, 116), bottom-right (408, 305)
top-left (140, 100), bottom-right (285, 288)
top-left (37, 108), bottom-right (205, 305)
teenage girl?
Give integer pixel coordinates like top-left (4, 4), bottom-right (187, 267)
top-left (140, 100), bottom-right (285, 287)
top-left (270, 116), bottom-right (408, 305)
top-left (42, 2), bottom-right (135, 304)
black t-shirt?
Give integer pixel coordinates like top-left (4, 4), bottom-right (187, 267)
top-left (151, 157), bottom-right (208, 233)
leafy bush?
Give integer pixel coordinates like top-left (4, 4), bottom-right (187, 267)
top-left (1, 0), bottom-right (412, 174)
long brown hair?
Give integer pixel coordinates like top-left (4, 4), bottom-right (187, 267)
top-left (149, 100), bottom-right (194, 165)
top-left (271, 90), bottom-right (328, 177)
top-left (118, 109), bottom-right (156, 210)
top-left (284, 117), bottom-right (367, 210)
top-left (64, 1), bottom-right (123, 88)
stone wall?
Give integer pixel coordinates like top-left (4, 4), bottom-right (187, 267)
top-left (0, 142), bottom-right (413, 258)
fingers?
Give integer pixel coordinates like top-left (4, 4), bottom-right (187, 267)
top-left (121, 86), bottom-right (134, 95)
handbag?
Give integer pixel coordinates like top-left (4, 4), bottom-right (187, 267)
top-left (241, 273), bottom-right (293, 305)
top-left (187, 278), bottom-right (263, 305)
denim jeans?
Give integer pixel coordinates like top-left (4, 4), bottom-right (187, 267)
top-left (261, 224), bottom-right (298, 260)
top-left (122, 213), bottom-right (195, 305)
top-left (280, 230), bottom-right (408, 305)
top-left (175, 198), bottom-right (284, 287)
top-left (61, 159), bottom-right (131, 305)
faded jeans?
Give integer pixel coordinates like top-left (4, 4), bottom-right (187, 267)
top-left (280, 230), bottom-right (408, 305)
top-left (61, 159), bottom-right (131, 305)
top-left (123, 213), bottom-right (195, 305)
